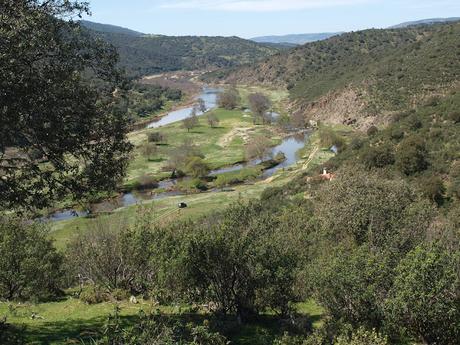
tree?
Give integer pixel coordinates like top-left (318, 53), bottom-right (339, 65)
top-left (142, 143), bottom-right (158, 161)
top-left (312, 246), bottom-right (394, 329)
top-left (66, 214), bottom-right (157, 293)
top-left (183, 115), bottom-right (199, 132)
top-left (206, 113), bottom-right (220, 128)
top-left (147, 132), bottom-right (166, 144)
top-left (0, 0), bottom-right (132, 210)
top-left (183, 202), bottom-right (297, 321)
top-left (245, 136), bottom-right (272, 162)
top-left (248, 93), bottom-right (271, 124)
top-left (185, 157), bottom-right (210, 178)
top-left (386, 244), bottom-right (460, 344)
top-left (395, 135), bottom-right (429, 175)
top-left (197, 98), bottom-right (207, 113)
top-left (0, 217), bottom-right (63, 301)
top-left (217, 88), bottom-right (240, 110)
top-left (316, 168), bottom-right (433, 249)
top-left (361, 144), bottom-right (395, 169)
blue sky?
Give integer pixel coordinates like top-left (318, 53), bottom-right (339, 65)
top-left (84, 0), bottom-right (460, 38)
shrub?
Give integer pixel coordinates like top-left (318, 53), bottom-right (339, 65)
top-left (183, 202), bottom-right (298, 320)
top-left (80, 285), bottom-right (107, 305)
top-left (386, 244), bottom-right (460, 344)
top-left (361, 144), bottom-right (395, 169)
top-left (395, 135), bottom-right (429, 175)
top-left (367, 126), bottom-right (379, 137)
top-left (448, 111), bottom-right (460, 123)
top-left (0, 217), bottom-right (63, 301)
top-left (217, 88), bottom-right (240, 110)
top-left (335, 327), bottom-right (389, 345)
top-left (148, 132), bottom-right (165, 143)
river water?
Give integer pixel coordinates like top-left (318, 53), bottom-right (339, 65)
top-left (46, 88), bottom-right (309, 222)
top-left (147, 87), bottom-right (221, 129)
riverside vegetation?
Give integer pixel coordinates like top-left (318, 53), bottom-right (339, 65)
top-left (1, 1), bottom-right (459, 345)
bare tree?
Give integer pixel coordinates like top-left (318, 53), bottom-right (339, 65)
top-left (183, 113), bottom-right (199, 132)
top-left (245, 136), bottom-right (272, 162)
top-left (248, 93), bottom-right (271, 125)
top-left (218, 88), bottom-right (241, 110)
top-left (207, 113), bottom-right (220, 128)
top-left (197, 98), bottom-right (207, 113)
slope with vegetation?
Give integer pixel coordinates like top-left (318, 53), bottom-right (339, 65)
top-left (83, 21), bottom-right (280, 78)
top-left (222, 22), bottom-right (460, 129)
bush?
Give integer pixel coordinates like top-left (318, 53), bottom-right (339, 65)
top-left (395, 135), bottom-right (429, 175)
top-left (335, 327), bottom-right (389, 345)
top-left (367, 126), bottom-right (378, 137)
top-left (182, 202), bottom-right (298, 320)
top-left (80, 285), bottom-right (108, 305)
top-left (448, 111), bottom-right (460, 123)
top-left (148, 132), bottom-right (166, 143)
top-left (386, 244), bottom-right (460, 344)
top-left (111, 288), bottom-right (129, 301)
top-left (217, 88), bottom-right (240, 110)
top-left (0, 217), bottom-right (63, 301)
top-left (361, 144), bottom-right (395, 169)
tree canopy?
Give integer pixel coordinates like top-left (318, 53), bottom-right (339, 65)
top-left (0, 0), bottom-right (132, 210)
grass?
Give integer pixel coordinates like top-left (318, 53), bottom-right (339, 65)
top-left (0, 297), bottom-right (324, 345)
top-left (125, 108), bottom-right (279, 188)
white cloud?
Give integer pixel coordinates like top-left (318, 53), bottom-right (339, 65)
top-left (159, 0), bottom-right (374, 12)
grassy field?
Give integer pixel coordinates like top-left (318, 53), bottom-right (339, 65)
top-left (124, 108), bottom-right (280, 189)
top-left (0, 297), bottom-right (324, 345)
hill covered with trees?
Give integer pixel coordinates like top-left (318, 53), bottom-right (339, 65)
top-left (82, 21), bottom-right (280, 78)
top-left (220, 22), bottom-right (460, 128)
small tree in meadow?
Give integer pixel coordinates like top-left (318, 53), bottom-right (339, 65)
top-left (183, 115), bottom-right (198, 132)
top-left (197, 98), bottom-right (207, 113)
top-left (248, 93), bottom-right (271, 125)
top-left (207, 113), bottom-right (220, 128)
top-left (218, 88), bottom-right (240, 110)
top-left (245, 136), bottom-right (272, 162)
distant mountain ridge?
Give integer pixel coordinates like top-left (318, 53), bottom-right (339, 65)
top-left (251, 32), bottom-right (343, 45)
top-left (80, 20), bottom-right (144, 36)
top-left (390, 17), bottom-right (460, 28)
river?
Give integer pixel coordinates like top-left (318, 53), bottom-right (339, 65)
top-left (45, 88), bottom-right (309, 222)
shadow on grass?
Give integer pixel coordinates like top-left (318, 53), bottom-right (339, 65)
top-left (12, 312), bottom-right (315, 345)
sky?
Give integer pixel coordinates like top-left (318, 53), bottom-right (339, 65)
top-left (83, 0), bottom-right (460, 38)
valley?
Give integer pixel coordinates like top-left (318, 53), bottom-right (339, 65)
top-left (1, 3), bottom-right (459, 345)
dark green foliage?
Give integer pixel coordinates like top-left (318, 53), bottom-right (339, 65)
top-left (97, 309), bottom-right (229, 345)
top-left (315, 168), bottom-right (432, 249)
top-left (386, 244), bottom-right (460, 344)
top-left (395, 135), bottom-right (429, 175)
top-left (128, 84), bottom-right (182, 120)
top-left (0, 0), bottom-right (132, 210)
top-left (367, 126), bottom-right (379, 137)
top-left (87, 30), bottom-right (279, 78)
top-left (0, 217), bottom-right (63, 301)
top-left (183, 203), bottom-right (298, 319)
top-left (361, 144), bottom-right (395, 169)
top-left (418, 176), bottom-right (445, 205)
top-left (312, 246), bottom-right (394, 329)
top-left (228, 23), bottom-right (460, 115)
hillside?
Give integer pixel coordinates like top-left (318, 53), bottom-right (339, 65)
top-left (251, 32), bottom-right (342, 45)
top-left (390, 17), bottom-right (460, 28)
top-left (223, 22), bottom-right (460, 129)
top-left (83, 23), bottom-right (280, 78)
top-left (80, 20), bottom-right (144, 36)
top-left (251, 32), bottom-right (343, 45)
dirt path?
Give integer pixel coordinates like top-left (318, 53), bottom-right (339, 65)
top-left (218, 127), bottom-right (256, 147)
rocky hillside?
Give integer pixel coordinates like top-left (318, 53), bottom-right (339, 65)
top-left (222, 22), bottom-right (460, 129)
